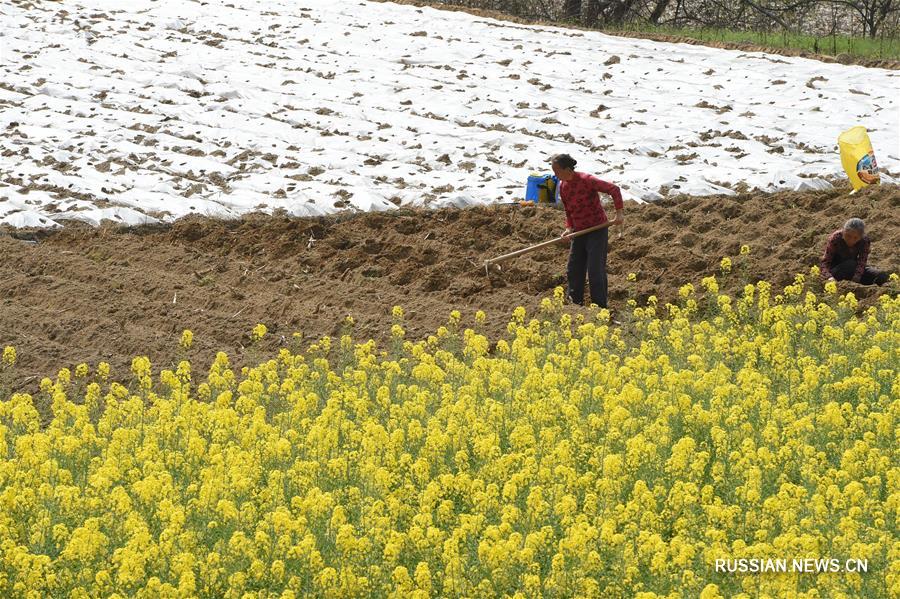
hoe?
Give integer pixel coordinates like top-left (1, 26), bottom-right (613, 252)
top-left (483, 220), bottom-right (613, 275)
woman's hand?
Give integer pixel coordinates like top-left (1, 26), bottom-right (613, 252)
top-left (558, 228), bottom-right (573, 245)
top-left (612, 209), bottom-right (624, 226)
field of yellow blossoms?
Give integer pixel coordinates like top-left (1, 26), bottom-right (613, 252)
top-left (1, 265), bottom-right (898, 598)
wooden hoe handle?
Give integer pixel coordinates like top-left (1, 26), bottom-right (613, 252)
top-left (484, 220), bottom-right (614, 268)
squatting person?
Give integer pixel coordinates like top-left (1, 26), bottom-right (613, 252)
top-left (820, 217), bottom-right (890, 285)
top-left (551, 153), bottom-right (624, 308)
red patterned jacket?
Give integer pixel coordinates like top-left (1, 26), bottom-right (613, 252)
top-left (820, 229), bottom-right (870, 282)
top-left (559, 172), bottom-right (623, 231)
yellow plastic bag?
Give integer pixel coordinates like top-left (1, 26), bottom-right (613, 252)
top-left (838, 126), bottom-right (879, 191)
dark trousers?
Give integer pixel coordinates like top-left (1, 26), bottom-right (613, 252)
top-left (567, 228), bottom-right (609, 307)
top-left (830, 259), bottom-right (889, 285)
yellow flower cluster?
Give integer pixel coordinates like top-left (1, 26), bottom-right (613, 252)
top-left (1, 346), bottom-right (15, 367)
top-left (251, 324), bottom-right (268, 342)
top-left (0, 274), bottom-right (897, 598)
top-left (181, 329), bottom-right (194, 350)
top-left (719, 257), bottom-right (732, 274)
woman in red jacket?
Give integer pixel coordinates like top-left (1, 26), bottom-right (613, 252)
top-left (551, 153), bottom-right (624, 308)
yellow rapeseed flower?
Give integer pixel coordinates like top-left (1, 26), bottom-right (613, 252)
top-left (180, 329), bottom-right (194, 349)
top-left (251, 323), bottom-right (268, 341)
top-left (2, 345), bottom-right (15, 366)
top-left (0, 270), bottom-right (894, 598)
top-left (719, 257), bottom-right (732, 274)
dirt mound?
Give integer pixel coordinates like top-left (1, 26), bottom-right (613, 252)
top-left (2, 185), bottom-right (897, 392)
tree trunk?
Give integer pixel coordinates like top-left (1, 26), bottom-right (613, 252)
top-left (585, 0), bottom-right (601, 26)
top-left (564, 0), bottom-right (582, 21)
top-left (649, 0), bottom-right (672, 23)
top-left (609, 0), bottom-right (637, 23)
top-left (673, 0), bottom-right (684, 25)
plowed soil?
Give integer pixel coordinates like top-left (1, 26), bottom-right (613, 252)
top-left (2, 185), bottom-right (898, 392)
